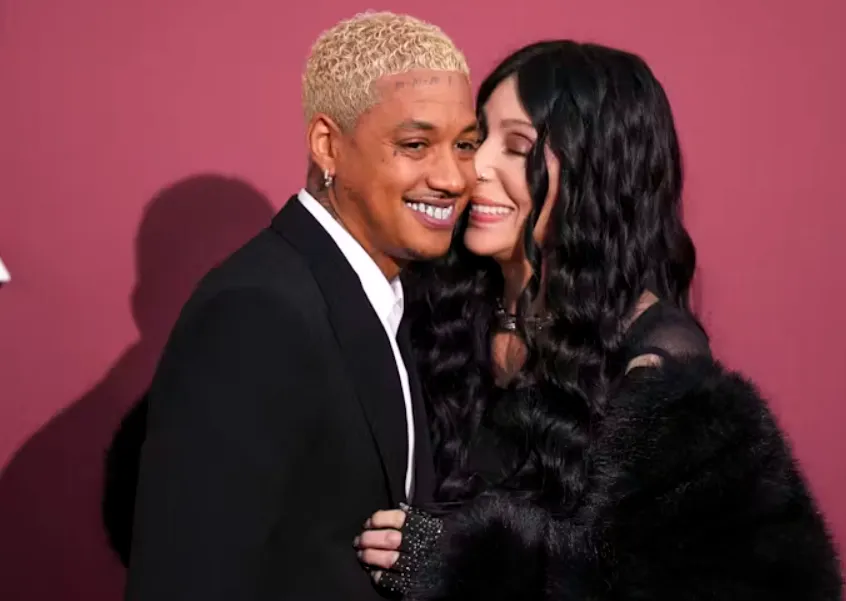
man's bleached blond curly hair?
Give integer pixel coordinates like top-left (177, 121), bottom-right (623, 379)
top-left (303, 11), bottom-right (469, 130)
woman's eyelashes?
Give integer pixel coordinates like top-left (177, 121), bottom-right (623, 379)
top-left (504, 133), bottom-right (533, 157)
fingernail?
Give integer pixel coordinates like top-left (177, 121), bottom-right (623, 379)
top-left (352, 536), bottom-right (360, 547)
top-left (388, 531), bottom-right (402, 546)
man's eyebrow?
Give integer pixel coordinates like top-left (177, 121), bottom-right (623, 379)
top-left (395, 119), bottom-right (436, 132)
top-left (394, 120), bottom-right (480, 136)
top-left (460, 122), bottom-right (480, 135)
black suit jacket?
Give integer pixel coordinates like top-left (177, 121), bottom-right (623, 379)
top-left (125, 196), bottom-right (435, 601)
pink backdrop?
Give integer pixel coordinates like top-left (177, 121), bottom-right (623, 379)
top-left (1, 1), bottom-right (844, 598)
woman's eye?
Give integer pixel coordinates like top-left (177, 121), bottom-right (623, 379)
top-left (505, 134), bottom-right (533, 156)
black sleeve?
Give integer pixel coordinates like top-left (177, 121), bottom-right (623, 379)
top-left (125, 287), bottom-right (325, 601)
top-left (579, 359), bottom-right (843, 601)
top-left (402, 360), bottom-right (843, 601)
top-left (376, 495), bottom-right (552, 601)
top-left (635, 319), bottom-right (711, 359)
top-left (624, 307), bottom-right (711, 371)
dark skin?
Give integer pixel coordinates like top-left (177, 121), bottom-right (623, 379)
top-left (307, 69), bottom-right (479, 280)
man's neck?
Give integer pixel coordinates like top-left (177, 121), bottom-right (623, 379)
top-left (305, 184), bottom-right (404, 281)
top-left (306, 183), bottom-right (339, 221)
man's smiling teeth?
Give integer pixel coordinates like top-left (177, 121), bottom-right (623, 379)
top-left (471, 204), bottom-right (512, 215)
top-left (406, 202), bottom-right (454, 221)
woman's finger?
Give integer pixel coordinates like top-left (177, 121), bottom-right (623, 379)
top-left (368, 509), bottom-right (406, 530)
top-left (357, 548), bottom-right (400, 570)
top-left (355, 528), bottom-right (402, 551)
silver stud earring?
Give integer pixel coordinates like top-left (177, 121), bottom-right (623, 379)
top-left (323, 169), bottom-right (334, 189)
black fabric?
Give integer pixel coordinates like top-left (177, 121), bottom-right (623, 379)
top-left (412, 357), bottom-right (842, 601)
top-left (623, 300), bottom-right (711, 362)
top-left (463, 300), bottom-right (713, 487)
top-left (378, 506), bottom-right (444, 596)
top-left (399, 320), bottom-right (437, 503)
top-left (125, 197), bottom-right (434, 601)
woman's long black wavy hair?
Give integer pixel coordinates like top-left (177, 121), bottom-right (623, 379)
top-left (404, 40), bottom-right (698, 512)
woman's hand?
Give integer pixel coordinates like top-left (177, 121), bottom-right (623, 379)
top-left (354, 509), bottom-right (407, 583)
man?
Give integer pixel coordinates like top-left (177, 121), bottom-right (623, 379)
top-left (124, 11), bottom-right (478, 601)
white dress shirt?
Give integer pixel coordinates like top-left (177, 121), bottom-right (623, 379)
top-left (297, 189), bottom-right (415, 498)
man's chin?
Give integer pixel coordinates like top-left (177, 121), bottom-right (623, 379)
top-left (401, 238), bottom-right (452, 262)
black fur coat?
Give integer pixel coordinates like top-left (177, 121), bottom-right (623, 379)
top-left (411, 357), bottom-right (842, 601)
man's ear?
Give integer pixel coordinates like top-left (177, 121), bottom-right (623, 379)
top-left (307, 113), bottom-right (343, 176)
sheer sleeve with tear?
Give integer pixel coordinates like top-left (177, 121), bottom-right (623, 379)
top-left (623, 301), bottom-right (711, 364)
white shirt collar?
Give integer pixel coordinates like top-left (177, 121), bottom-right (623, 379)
top-left (297, 189), bottom-right (404, 335)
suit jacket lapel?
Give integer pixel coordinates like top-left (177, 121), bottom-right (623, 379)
top-left (271, 197), bottom-right (407, 505)
top-left (398, 317), bottom-right (436, 504)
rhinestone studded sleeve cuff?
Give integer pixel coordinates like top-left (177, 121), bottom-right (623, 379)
top-left (377, 506), bottom-right (445, 597)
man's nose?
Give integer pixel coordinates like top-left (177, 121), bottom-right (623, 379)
top-left (428, 147), bottom-right (470, 196)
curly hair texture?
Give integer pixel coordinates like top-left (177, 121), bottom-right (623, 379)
top-left (406, 41), bottom-right (698, 512)
top-left (302, 11), bottom-right (470, 130)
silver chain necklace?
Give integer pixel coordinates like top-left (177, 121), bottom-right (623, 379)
top-left (493, 300), bottom-right (553, 332)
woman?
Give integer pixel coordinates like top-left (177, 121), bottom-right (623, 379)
top-left (355, 41), bottom-right (842, 600)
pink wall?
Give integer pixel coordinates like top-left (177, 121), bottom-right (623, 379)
top-left (1, 1), bottom-right (843, 597)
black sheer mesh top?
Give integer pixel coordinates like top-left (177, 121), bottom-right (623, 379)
top-left (458, 299), bottom-right (711, 490)
top-left (621, 299), bottom-right (710, 364)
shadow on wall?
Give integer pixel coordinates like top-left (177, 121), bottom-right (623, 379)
top-left (0, 175), bottom-right (274, 601)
